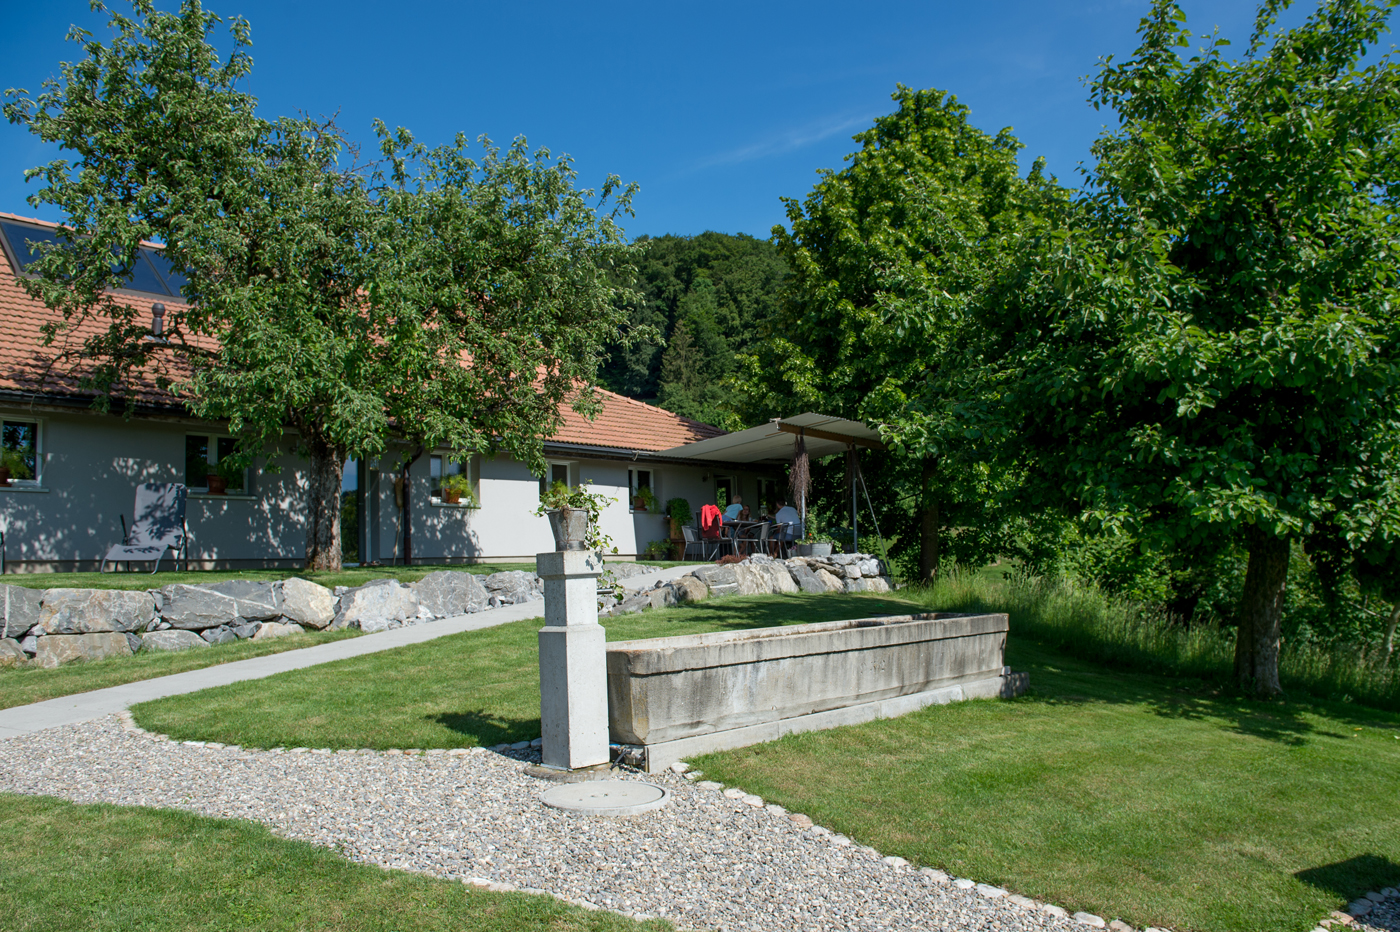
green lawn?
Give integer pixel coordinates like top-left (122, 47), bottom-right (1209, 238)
top-left (131, 588), bottom-right (1400, 932)
top-left (132, 593), bottom-right (917, 749)
top-left (0, 793), bottom-right (665, 932)
top-left (2, 563), bottom-right (540, 592)
top-left (0, 628), bottom-right (362, 711)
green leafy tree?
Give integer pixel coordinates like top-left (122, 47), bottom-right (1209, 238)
top-left (973, 0), bottom-right (1400, 695)
top-left (4, 0), bottom-right (640, 570)
top-left (740, 85), bottom-right (1063, 581)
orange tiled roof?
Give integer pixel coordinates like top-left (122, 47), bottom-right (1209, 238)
top-left (552, 388), bottom-right (724, 452)
top-left (0, 211), bottom-right (725, 452)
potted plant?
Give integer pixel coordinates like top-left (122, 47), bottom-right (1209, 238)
top-left (0, 449), bottom-right (32, 487)
top-left (642, 539), bottom-right (672, 561)
top-left (664, 497), bottom-right (692, 558)
top-left (209, 457), bottom-right (245, 495)
top-left (440, 474), bottom-right (477, 506)
top-left (796, 529), bottom-right (840, 558)
top-left (632, 485), bottom-right (656, 512)
top-left (536, 480), bottom-right (616, 552)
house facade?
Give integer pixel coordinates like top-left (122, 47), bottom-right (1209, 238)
top-left (0, 212), bottom-right (773, 571)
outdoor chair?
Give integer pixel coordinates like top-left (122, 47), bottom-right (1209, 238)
top-left (769, 523), bottom-right (794, 559)
top-left (739, 521), bottom-right (771, 557)
top-left (102, 482), bottom-right (188, 574)
top-left (683, 524), bottom-right (728, 561)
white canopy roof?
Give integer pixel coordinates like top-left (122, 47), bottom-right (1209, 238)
top-left (659, 412), bottom-right (883, 464)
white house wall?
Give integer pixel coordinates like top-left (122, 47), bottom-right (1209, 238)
top-left (0, 406), bottom-right (772, 571)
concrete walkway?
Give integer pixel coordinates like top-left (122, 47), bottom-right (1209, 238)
top-left (0, 563), bottom-right (706, 740)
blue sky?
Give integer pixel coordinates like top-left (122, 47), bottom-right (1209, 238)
top-left (1, 1), bottom-right (1303, 239)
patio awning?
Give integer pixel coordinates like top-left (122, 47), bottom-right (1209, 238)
top-left (658, 412), bottom-right (883, 464)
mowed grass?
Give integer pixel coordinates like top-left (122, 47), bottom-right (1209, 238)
top-left (0, 628), bottom-right (360, 711)
top-left (132, 592), bottom-right (919, 749)
top-left (4, 563), bottom-right (540, 592)
top-left (134, 584), bottom-right (1400, 932)
top-left (0, 793), bottom-right (666, 932)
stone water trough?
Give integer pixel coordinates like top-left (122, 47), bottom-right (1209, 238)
top-left (606, 612), bottom-right (1028, 773)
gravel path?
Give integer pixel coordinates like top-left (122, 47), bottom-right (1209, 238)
top-left (1, 714), bottom-right (1102, 932)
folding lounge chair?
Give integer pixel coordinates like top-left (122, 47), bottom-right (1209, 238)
top-left (102, 482), bottom-right (188, 573)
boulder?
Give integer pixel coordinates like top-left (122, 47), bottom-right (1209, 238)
top-left (843, 576), bottom-right (872, 593)
top-left (1, 585), bottom-right (44, 639)
top-left (411, 571), bottom-right (490, 618)
top-left (38, 589), bottom-right (157, 635)
top-left (231, 622), bottom-right (261, 640)
top-left (0, 637), bottom-right (26, 666)
top-left (202, 580), bottom-right (282, 621)
top-left (140, 629), bottom-right (209, 652)
top-left (691, 564), bottom-right (739, 597)
top-left (790, 563), bottom-right (844, 594)
top-left (843, 563), bottom-right (863, 579)
top-left (859, 559), bottom-right (881, 577)
top-left (831, 553), bottom-right (856, 566)
top-left (482, 570), bottom-right (542, 605)
top-left (749, 562), bottom-right (799, 594)
top-left (253, 621), bottom-right (305, 640)
top-left (38, 631), bottom-right (134, 667)
top-left (278, 578), bottom-right (337, 629)
top-left (868, 575), bottom-right (893, 593)
top-left (607, 562), bottom-right (653, 580)
top-left (649, 585), bottom-right (679, 610)
top-left (615, 591), bottom-right (653, 615)
top-left (201, 625), bottom-right (238, 645)
top-left (18, 633), bottom-right (38, 655)
top-left (673, 575), bottom-right (709, 603)
top-left (358, 615), bottom-right (403, 634)
top-left (333, 581), bottom-right (419, 631)
top-left (158, 584), bottom-right (239, 630)
top-left (124, 632), bottom-right (142, 653)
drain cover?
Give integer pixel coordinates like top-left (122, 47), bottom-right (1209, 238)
top-left (539, 780), bottom-right (670, 816)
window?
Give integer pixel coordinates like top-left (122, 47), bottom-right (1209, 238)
top-left (539, 461), bottom-right (573, 497)
top-left (0, 419), bottom-right (40, 485)
top-left (185, 435), bottom-right (247, 493)
top-left (628, 468), bottom-right (655, 512)
top-left (715, 475), bottom-right (736, 509)
top-left (430, 454), bottom-right (478, 506)
top-left (0, 219), bottom-right (187, 299)
top-left (757, 478), bottom-right (780, 515)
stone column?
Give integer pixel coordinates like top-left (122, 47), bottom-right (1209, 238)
top-left (536, 550), bottom-right (609, 771)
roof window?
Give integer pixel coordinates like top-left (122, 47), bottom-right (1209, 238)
top-left (0, 218), bottom-right (187, 300)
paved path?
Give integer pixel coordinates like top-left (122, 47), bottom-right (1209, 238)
top-left (0, 563), bottom-right (705, 740)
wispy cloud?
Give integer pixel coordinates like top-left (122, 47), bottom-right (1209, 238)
top-left (681, 110), bottom-right (876, 174)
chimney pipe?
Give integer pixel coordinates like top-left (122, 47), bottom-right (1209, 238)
top-left (151, 303), bottom-right (165, 337)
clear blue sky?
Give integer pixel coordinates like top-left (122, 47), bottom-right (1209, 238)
top-left (0, 1), bottom-right (1299, 240)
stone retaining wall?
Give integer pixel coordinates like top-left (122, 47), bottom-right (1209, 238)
top-left (601, 552), bottom-right (895, 616)
top-left (0, 569), bottom-right (550, 669)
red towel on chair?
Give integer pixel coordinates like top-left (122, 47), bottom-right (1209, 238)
top-left (700, 504), bottom-right (723, 538)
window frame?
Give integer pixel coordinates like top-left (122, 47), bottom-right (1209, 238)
top-left (429, 453), bottom-right (480, 508)
top-left (628, 467), bottom-right (656, 513)
top-left (184, 433), bottom-right (252, 497)
top-left (539, 459), bottom-right (576, 497)
top-left (0, 218), bottom-right (186, 302)
top-left (0, 416), bottom-right (44, 489)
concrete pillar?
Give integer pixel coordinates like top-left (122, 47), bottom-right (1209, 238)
top-left (536, 550), bottom-right (609, 771)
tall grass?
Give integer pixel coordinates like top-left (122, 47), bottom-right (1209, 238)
top-left (908, 570), bottom-right (1400, 710)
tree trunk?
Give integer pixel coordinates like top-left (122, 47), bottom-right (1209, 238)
top-left (1384, 602), bottom-right (1399, 660)
top-left (304, 443), bottom-right (345, 572)
top-left (1233, 531), bottom-right (1290, 697)
top-left (918, 456), bottom-right (940, 584)
top-left (399, 447), bottom-right (424, 566)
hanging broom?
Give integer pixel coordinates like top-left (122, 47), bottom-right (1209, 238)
top-left (789, 429), bottom-right (811, 532)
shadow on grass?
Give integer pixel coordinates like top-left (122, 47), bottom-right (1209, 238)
top-left (1296, 854), bottom-right (1400, 905)
top-left (429, 709), bottom-right (540, 746)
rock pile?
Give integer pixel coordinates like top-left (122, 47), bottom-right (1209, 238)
top-left (601, 552), bottom-right (896, 616)
top-left (0, 569), bottom-right (546, 668)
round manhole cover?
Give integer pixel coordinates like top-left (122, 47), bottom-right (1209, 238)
top-left (539, 780), bottom-right (670, 816)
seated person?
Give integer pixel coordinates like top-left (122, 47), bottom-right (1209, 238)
top-left (773, 500), bottom-right (801, 539)
top-left (737, 505), bottom-right (752, 522)
top-left (722, 494), bottom-right (744, 523)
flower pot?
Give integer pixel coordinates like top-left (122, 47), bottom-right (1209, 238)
top-left (633, 497), bottom-right (648, 512)
top-left (443, 489), bottom-right (462, 504)
top-left (669, 518), bottom-right (681, 538)
top-left (0, 467), bottom-right (10, 487)
top-left (546, 508), bottom-right (591, 551)
top-left (795, 542), bottom-right (832, 558)
top-left (207, 475), bottom-right (228, 495)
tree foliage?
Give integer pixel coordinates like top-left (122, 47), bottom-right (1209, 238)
top-left (968, 0), bottom-right (1400, 694)
top-left (740, 85), bottom-right (1064, 580)
top-left (4, 0), bottom-right (641, 569)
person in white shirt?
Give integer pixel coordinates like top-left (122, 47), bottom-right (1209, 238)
top-left (773, 500), bottom-right (801, 540)
top-left (722, 494), bottom-right (744, 523)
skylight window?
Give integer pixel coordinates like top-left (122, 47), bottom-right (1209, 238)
top-left (0, 219), bottom-right (187, 300)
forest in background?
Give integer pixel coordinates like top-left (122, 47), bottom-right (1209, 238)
top-left (598, 232), bottom-right (787, 429)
